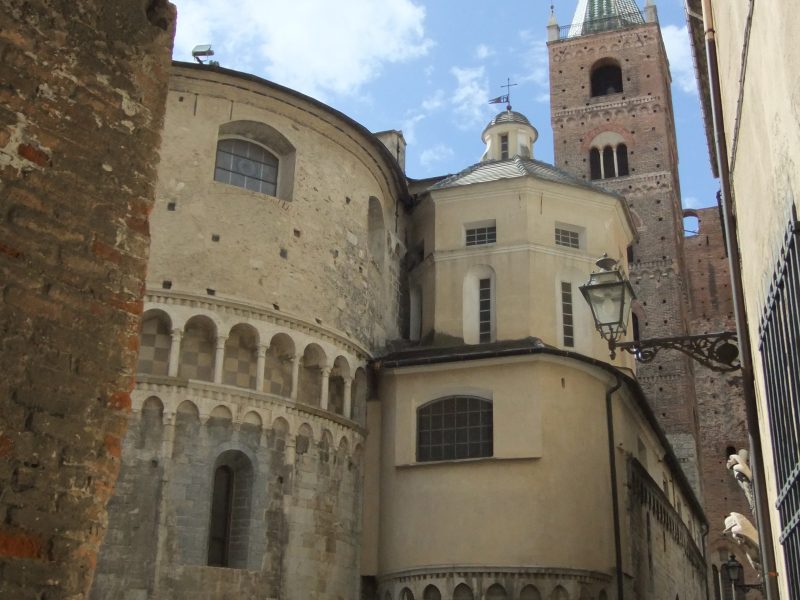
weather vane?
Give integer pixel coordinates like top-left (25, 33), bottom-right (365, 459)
top-left (488, 77), bottom-right (518, 111)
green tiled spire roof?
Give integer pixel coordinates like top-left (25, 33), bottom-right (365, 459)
top-left (568, 0), bottom-right (644, 36)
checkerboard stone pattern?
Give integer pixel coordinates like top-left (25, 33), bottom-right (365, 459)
top-left (223, 328), bottom-right (257, 390)
top-left (178, 321), bottom-right (215, 381)
top-left (137, 314), bottom-right (171, 376)
top-left (263, 349), bottom-right (291, 396)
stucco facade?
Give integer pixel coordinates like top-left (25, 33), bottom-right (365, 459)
top-left (686, 0), bottom-right (800, 597)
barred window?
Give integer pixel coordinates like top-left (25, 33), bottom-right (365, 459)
top-left (479, 278), bottom-right (492, 343)
top-left (466, 225), bottom-right (497, 246)
top-left (214, 138), bottom-right (278, 196)
top-left (555, 227), bottom-right (580, 249)
top-left (417, 396), bottom-right (493, 462)
top-left (561, 282), bottom-right (574, 347)
top-left (758, 213), bottom-right (800, 592)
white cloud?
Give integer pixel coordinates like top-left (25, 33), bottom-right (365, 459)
top-left (400, 89), bottom-right (446, 145)
top-left (450, 66), bottom-right (491, 128)
top-left (421, 89), bottom-right (446, 112)
top-left (400, 113), bottom-right (426, 145)
top-left (419, 144), bottom-right (454, 168)
top-left (475, 44), bottom-right (494, 60)
top-left (683, 195), bottom-right (702, 209)
top-left (172, 0), bottom-right (433, 99)
top-left (516, 30), bottom-right (550, 102)
top-left (661, 25), bottom-right (698, 95)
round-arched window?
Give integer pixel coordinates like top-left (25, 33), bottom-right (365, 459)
top-left (591, 60), bottom-right (623, 96)
top-left (214, 138), bottom-right (278, 196)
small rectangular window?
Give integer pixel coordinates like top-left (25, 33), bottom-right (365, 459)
top-left (555, 227), bottom-right (581, 249)
top-left (561, 282), bottom-right (574, 347)
top-left (466, 225), bottom-right (497, 246)
top-left (500, 133), bottom-right (509, 159)
top-left (479, 278), bottom-right (491, 343)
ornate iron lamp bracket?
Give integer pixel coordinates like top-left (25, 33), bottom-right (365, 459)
top-left (608, 331), bottom-right (740, 372)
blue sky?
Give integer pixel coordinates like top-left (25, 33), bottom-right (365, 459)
top-left (171, 0), bottom-right (718, 209)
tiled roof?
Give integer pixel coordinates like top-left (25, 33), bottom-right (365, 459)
top-left (481, 110), bottom-right (536, 138)
top-left (569, 0), bottom-right (644, 36)
top-left (427, 155), bottom-right (620, 197)
top-left (486, 110), bottom-right (531, 127)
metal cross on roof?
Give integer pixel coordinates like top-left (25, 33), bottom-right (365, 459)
top-left (488, 78), bottom-right (518, 111)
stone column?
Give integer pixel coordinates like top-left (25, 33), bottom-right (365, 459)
top-left (599, 149), bottom-right (605, 179)
top-left (284, 438), bottom-right (296, 466)
top-left (644, 0), bottom-right (658, 23)
top-left (256, 344), bottom-right (268, 392)
top-left (290, 354), bottom-right (301, 401)
top-left (320, 367), bottom-right (332, 410)
top-left (163, 412), bottom-right (177, 458)
top-left (213, 336), bottom-right (227, 384)
top-left (343, 377), bottom-right (353, 419)
top-left (168, 328), bottom-right (182, 377)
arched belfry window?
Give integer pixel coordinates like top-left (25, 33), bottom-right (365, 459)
top-left (616, 144), bottom-right (629, 176)
top-left (215, 138), bottom-right (278, 196)
top-left (417, 396), bottom-right (493, 462)
top-left (208, 450), bottom-right (253, 568)
top-left (602, 146), bottom-right (615, 178)
top-left (588, 132), bottom-right (630, 180)
top-left (590, 59), bottom-right (623, 97)
top-left (589, 148), bottom-right (602, 180)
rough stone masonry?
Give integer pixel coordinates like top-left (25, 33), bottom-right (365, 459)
top-left (0, 1), bottom-right (175, 597)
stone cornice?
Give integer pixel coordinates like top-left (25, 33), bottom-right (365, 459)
top-left (548, 21), bottom-right (660, 51)
top-left (433, 242), bottom-right (596, 265)
top-left (552, 95), bottom-right (660, 119)
top-left (134, 375), bottom-right (367, 435)
top-left (378, 565), bottom-right (612, 584)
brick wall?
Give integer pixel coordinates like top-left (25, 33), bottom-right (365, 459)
top-left (0, 1), bottom-right (174, 597)
top-left (684, 208), bottom-right (756, 585)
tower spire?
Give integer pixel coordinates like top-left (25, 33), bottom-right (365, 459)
top-left (569, 0), bottom-right (644, 37)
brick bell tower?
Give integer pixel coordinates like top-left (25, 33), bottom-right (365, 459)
top-left (546, 0), bottom-right (703, 492)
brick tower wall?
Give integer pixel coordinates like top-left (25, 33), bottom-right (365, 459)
top-left (548, 22), bottom-right (702, 492)
top-left (0, 1), bottom-right (175, 598)
top-left (684, 208), bottom-right (756, 583)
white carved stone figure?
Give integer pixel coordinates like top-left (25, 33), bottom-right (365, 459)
top-left (723, 512), bottom-right (762, 573)
top-left (727, 449), bottom-right (755, 513)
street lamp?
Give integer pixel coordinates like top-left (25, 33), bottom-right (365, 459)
top-left (722, 554), bottom-right (763, 595)
top-left (580, 255), bottom-right (741, 372)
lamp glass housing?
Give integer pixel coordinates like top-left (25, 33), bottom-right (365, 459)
top-left (580, 268), bottom-right (636, 341)
top-left (723, 554), bottom-right (744, 585)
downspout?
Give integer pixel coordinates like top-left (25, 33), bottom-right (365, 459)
top-left (702, 523), bottom-right (711, 600)
top-left (606, 374), bottom-right (624, 600)
top-left (699, 1), bottom-right (781, 598)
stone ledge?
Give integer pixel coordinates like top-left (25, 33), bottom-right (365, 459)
top-left (134, 375), bottom-right (367, 434)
